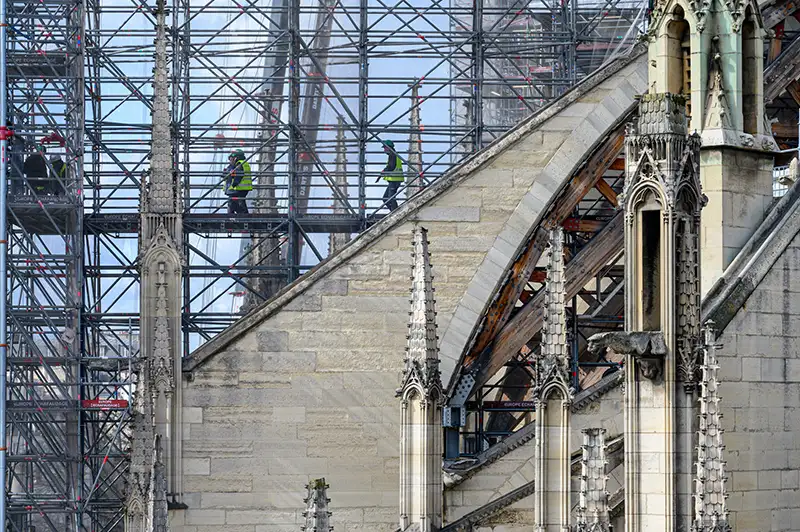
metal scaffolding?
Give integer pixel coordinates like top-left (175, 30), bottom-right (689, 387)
top-left (3, 0), bottom-right (646, 529)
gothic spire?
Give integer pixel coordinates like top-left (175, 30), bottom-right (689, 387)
top-left (692, 321), bottom-right (731, 532)
top-left (144, 0), bottom-right (178, 214)
top-left (401, 226), bottom-right (440, 392)
top-left (329, 116), bottom-right (350, 254)
top-left (535, 226), bottom-right (571, 398)
top-left (576, 428), bottom-right (611, 532)
top-left (407, 80), bottom-right (423, 197)
top-left (302, 479), bottom-right (333, 532)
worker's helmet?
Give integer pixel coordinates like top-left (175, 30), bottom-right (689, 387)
top-left (37, 144), bottom-right (47, 154)
top-left (49, 154), bottom-right (62, 163)
top-left (229, 149), bottom-right (245, 160)
top-left (382, 139), bottom-right (394, 148)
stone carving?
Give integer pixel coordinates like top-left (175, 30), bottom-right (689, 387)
top-left (690, 0), bottom-right (712, 32)
top-left (129, 0), bottom-right (184, 516)
top-left (588, 330), bottom-right (667, 380)
top-left (576, 428), bottom-right (611, 532)
top-left (125, 352), bottom-right (155, 532)
top-left (692, 321), bottom-right (732, 532)
top-left (534, 227), bottom-right (573, 399)
top-left (677, 218), bottom-right (701, 390)
top-left (152, 436), bottom-right (168, 532)
top-left (152, 262), bottom-right (174, 397)
top-left (398, 227), bottom-right (443, 532)
top-left (703, 40), bottom-right (733, 133)
top-left (725, 0), bottom-right (745, 31)
top-left (622, 93), bottom-right (703, 215)
top-left (302, 479), bottom-right (333, 531)
top-left (399, 226), bottom-right (441, 396)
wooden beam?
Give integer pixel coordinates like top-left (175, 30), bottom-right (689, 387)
top-left (472, 211), bottom-right (625, 390)
top-left (608, 157), bottom-right (625, 171)
top-left (458, 123), bottom-right (627, 370)
top-left (769, 22), bottom-right (785, 64)
top-left (764, 33), bottom-right (800, 103)
top-left (762, 0), bottom-right (798, 29)
top-left (772, 121), bottom-right (798, 138)
top-left (787, 79), bottom-right (800, 105)
top-left (594, 179), bottom-right (619, 207)
top-left (562, 218), bottom-right (605, 232)
top-left (529, 269), bottom-right (547, 283)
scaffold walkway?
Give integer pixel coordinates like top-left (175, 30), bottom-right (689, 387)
top-left (2, 0), bottom-right (650, 529)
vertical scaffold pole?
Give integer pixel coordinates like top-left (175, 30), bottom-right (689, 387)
top-left (0, 0), bottom-right (8, 524)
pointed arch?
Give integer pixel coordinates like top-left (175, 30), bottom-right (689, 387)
top-left (741, 5), bottom-right (762, 135)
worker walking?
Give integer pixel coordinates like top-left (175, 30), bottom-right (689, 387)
top-left (23, 144), bottom-right (49, 196)
top-left (223, 149), bottom-right (253, 215)
top-left (377, 139), bottom-right (404, 212)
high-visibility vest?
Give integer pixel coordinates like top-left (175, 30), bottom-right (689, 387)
top-left (228, 159), bottom-right (253, 191)
top-left (383, 155), bottom-right (404, 182)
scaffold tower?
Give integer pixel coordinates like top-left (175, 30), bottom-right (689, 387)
top-left (2, 0), bottom-right (649, 529)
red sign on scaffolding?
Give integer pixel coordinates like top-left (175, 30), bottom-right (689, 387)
top-left (82, 398), bottom-right (129, 410)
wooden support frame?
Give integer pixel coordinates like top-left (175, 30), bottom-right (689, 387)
top-left (764, 33), bottom-right (800, 103)
top-left (471, 211), bottom-right (625, 391)
top-left (762, 0), bottom-right (799, 30)
top-left (456, 123), bottom-right (627, 373)
top-left (595, 179), bottom-right (619, 207)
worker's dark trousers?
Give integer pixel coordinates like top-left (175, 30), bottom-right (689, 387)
top-left (382, 180), bottom-right (401, 212)
top-left (228, 191), bottom-right (249, 214)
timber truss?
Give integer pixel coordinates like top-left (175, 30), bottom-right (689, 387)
top-left (448, 26), bottom-right (800, 452)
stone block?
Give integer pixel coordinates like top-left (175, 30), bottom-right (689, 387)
top-left (256, 330), bottom-right (289, 352)
top-left (226, 510), bottom-right (296, 525)
top-left (184, 458), bottom-right (211, 476)
top-left (417, 206), bottom-right (481, 222)
top-left (255, 351), bottom-right (315, 374)
top-left (186, 509), bottom-right (227, 525)
top-left (184, 407), bottom-right (203, 424)
top-left (282, 293), bottom-right (322, 312)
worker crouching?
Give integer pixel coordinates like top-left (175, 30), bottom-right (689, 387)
top-left (223, 149), bottom-right (253, 215)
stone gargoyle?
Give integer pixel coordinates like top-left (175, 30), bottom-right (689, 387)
top-left (587, 331), bottom-right (667, 380)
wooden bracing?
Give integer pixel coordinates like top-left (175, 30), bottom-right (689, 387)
top-left (473, 211), bottom-right (624, 391)
top-left (458, 120), bottom-right (628, 378)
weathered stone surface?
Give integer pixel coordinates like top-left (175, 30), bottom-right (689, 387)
top-left (714, 230), bottom-right (800, 531)
top-left (177, 49), bottom-right (649, 532)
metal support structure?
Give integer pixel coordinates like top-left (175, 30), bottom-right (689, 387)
top-left (0, 0), bottom-right (8, 526)
top-left (2, 0), bottom-right (651, 528)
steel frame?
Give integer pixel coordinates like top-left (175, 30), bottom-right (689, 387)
top-left (4, 0), bottom-right (645, 529)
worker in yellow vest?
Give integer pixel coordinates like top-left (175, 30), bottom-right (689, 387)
top-left (223, 149), bottom-right (253, 215)
top-left (377, 139), bottom-right (403, 212)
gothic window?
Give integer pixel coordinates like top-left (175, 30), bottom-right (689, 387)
top-left (666, 7), bottom-right (692, 119)
top-left (742, 7), bottom-right (759, 135)
top-left (636, 191), bottom-right (662, 331)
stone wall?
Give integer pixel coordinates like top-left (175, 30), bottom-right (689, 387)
top-left (717, 231), bottom-right (800, 532)
top-left (174, 55), bottom-right (647, 532)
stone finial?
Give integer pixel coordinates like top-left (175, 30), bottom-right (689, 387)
top-left (329, 116), bottom-right (350, 254)
top-left (535, 226), bottom-right (572, 399)
top-left (692, 321), bottom-right (731, 532)
top-left (144, 0), bottom-right (178, 214)
top-left (302, 478), bottom-right (333, 532)
top-left (152, 435), bottom-right (168, 532)
top-left (577, 428), bottom-right (611, 532)
top-left (400, 226), bottom-right (440, 392)
top-left (407, 80), bottom-right (424, 197)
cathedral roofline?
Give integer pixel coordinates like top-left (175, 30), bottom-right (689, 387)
top-left (184, 43), bottom-right (649, 373)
